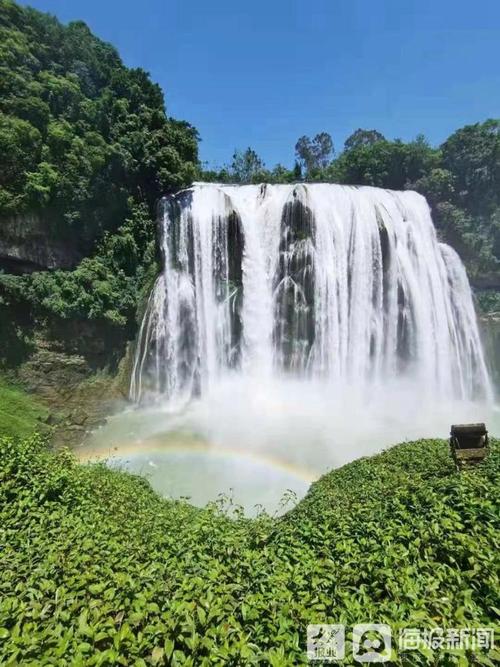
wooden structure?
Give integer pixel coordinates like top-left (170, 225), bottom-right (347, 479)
top-left (450, 423), bottom-right (489, 470)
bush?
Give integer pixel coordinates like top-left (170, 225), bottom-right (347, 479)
top-left (0, 0), bottom-right (199, 243)
top-left (0, 381), bottom-right (49, 439)
top-left (0, 435), bottom-right (498, 664)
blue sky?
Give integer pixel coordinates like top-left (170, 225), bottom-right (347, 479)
top-left (19, 0), bottom-right (500, 169)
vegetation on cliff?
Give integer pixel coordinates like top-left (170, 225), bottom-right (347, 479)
top-left (0, 0), bottom-right (198, 241)
top-left (0, 0), bottom-right (198, 367)
top-left (0, 434), bottom-right (498, 665)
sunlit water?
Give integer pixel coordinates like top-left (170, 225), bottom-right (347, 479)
top-left (131, 184), bottom-right (491, 404)
top-left (79, 184), bottom-right (497, 515)
top-left (78, 374), bottom-right (499, 516)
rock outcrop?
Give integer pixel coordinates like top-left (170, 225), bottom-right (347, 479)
top-left (480, 312), bottom-right (500, 396)
top-left (16, 344), bottom-right (133, 447)
top-left (0, 213), bottom-right (81, 273)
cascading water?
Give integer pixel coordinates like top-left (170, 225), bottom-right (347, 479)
top-left (131, 183), bottom-right (492, 405)
top-left (81, 182), bottom-right (496, 514)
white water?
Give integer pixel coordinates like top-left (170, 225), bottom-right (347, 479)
top-left (99, 182), bottom-right (496, 512)
top-left (131, 183), bottom-right (492, 404)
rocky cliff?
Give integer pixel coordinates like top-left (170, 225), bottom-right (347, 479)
top-left (0, 214), bottom-right (82, 274)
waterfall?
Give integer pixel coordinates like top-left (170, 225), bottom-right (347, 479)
top-left (130, 183), bottom-right (492, 405)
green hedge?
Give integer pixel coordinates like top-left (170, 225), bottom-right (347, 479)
top-left (0, 435), bottom-right (498, 665)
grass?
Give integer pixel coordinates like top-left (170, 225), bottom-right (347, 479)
top-left (0, 378), bottom-right (50, 439)
top-left (0, 434), bottom-right (498, 665)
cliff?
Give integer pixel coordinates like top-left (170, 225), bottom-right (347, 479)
top-left (0, 213), bottom-right (82, 273)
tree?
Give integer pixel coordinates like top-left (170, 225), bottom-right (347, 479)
top-left (441, 119), bottom-right (500, 216)
top-left (295, 132), bottom-right (334, 176)
top-left (331, 135), bottom-right (438, 191)
top-left (229, 148), bottom-right (265, 183)
top-left (412, 168), bottom-right (455, 208)
top-left (269, 163), bottom-right (295, 184)
top-left (293, 161), bottom-right (302, 181)
top-left (344, 129), bottom-right (385, 151)
top-left (403, 134), bottom-right (440, 185)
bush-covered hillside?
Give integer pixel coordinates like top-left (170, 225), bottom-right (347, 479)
top-left (0, 0), bottom-right (198, 245)
top-left (0, 435), bottom-right (498, 665)
top-left (0, 0), bottom-right (199, 367)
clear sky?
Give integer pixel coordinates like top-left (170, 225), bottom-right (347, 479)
top-left (18, 0), bottom-right (500, 169)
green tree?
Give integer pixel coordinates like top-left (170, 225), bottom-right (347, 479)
top-left (412, 167), bottom-right (455, 208)
top-left (269, 163), bottom-right (295, 183)
top-left (229, 147), bottom-right (266, 183)
top-left (295, 132), bottom-right (334, 176)
top-left (441, 119), bottom-right (500, 216)
top-left (331, 135), bottom-right (438, 190)
top-left (0, 113), bottom-right (42, 210)
top-left (344, 128), bottom-right (385, 151)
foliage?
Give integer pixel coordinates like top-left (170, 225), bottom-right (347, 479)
top-left (0, 0), bottom-right (199, 242)
top-left (0, 379), bottom-right (49, 438)
top-left (343, 128), bottom-right (385, 151)
top-left (0, 434), bottom-right (498, 665)
top-left (202, 150), bottom-right (300, 185)
top-left (329, 134), bottom-right (439, 190)
top-left (477, 290), bottom-right (500, 314)
top-left (295, 132), bottom-right (334, 176)
top-left (24, 202), bottom-right (157, 326)
top-left (228, 148), bottom-right (266, 184)
top-left (440, 119), bottom-right (500, 218)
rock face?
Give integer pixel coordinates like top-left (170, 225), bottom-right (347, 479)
top-left (16, 346), bottom-right (132, 447)
top-left (480, 313), bottom-right (500, 397)
top-left (471, 275), bottom-right (500, 291)
top-left (0, 213), bottom-right (81, 273)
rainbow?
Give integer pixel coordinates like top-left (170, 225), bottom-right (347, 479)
top-left (76, 438), bottom-right (318, 484)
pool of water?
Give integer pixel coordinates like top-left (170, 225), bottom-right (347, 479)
top-left (78, 431), bottom-right (313, 516)
top-left (77, 376), bottom-right (500, 515)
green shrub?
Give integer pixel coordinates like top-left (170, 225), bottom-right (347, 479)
top-left (0, 0), bottom-right (199, 240)
top-left (0, 379), bottom-right (49, 439)
top-left (477, 291), bottom-right (500, 315)
top-left (0, 435), bottom-right (498, 665)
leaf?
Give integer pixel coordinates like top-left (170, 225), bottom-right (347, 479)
top-left (197, 606), bottom-right (206, 625)
top-left (151, 646), bottom-right (164, 665)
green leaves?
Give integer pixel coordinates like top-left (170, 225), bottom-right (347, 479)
top-left (0, 435), bottom-right (498, 665)
top-left (0, 0), bottom-right (200, 227)
top-left (0, 0), bottom-right (202, 367)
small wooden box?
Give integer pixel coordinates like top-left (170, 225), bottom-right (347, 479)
top-left (450, 423), bottom-right (488, 470)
